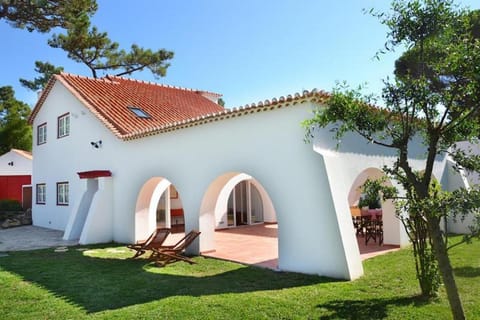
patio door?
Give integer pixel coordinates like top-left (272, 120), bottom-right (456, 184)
top-left (156, 190), bottom-right (172, 228)
top-left (226, 180), bottom-right (263, 227)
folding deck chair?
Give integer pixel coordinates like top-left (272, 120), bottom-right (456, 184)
top-left (127, 227), bottom-right (171, 258)
top-left (151, 230), bottom-right (201, 267)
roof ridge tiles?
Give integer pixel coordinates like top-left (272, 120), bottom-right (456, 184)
top-left (102, 74), bottom-right (221, 96)
top-left (60, 72), bottom-right (117, 84)
top-left (58, 72), bottom-right (220, 96)
top-left (121, 88), bottom-right (329, 140)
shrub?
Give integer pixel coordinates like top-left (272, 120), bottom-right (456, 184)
top-left (0, 199), bottom-right (23, 211)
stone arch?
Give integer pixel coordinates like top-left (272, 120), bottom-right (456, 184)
top-left (134, 176), bottom-right (184, 242)
top-left (198, 172), bottom-right (276, 253)
top-left (348, 167), bottom-right (402, 246)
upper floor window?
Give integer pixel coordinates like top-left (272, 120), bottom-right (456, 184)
top-left (36, 184), bottom-right (46, 204)
top-left (37, 123), bottom-right (47, 145)
top-left (57, 182), bottom-right (69, 206)
top-left (58, 113), bottom-right (70, 138)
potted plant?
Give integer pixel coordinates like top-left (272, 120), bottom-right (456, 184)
top-left (359, 178), bottom-right (383, 216)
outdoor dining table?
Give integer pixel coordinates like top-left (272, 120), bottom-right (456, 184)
top-left (351, 207), bottom-right (383, 245)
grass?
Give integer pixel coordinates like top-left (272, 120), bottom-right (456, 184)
top-left (0, 236), bottom-right (479, 319)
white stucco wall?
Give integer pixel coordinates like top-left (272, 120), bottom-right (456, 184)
top-left (441, 144), bottom-right (479, 235)
top-left (64, 178), bottom-right (98, 240)
top-left (455, 141), bottom-right (480, 186)
top-left (0, 150), bottom-right (32, 176)
top-left (33, 86), bottom-right (359, 279)
top-left (79, 177), bottom-right (113, 244)
top-left (32, 82), bottom-right (121, 231)
top-left (105, 102), bottom-right (353, 278)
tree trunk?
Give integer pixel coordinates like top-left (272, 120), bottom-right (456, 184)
top-left (427, 219), bottom-right (465, 320)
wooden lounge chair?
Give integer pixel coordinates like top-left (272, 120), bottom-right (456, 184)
top-left (127, 227), bottom-right (171, 258)
top-left (151, 230), bottom-right (201, 267)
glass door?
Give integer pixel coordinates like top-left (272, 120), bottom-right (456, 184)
top-left (235, 181), bottom-right (248, 225)
top-left (250, 184), bottom-right (264, 223)
top-left (226, 180), bottom-right (264, 227)
top-left (156, 192), bottom-right (167, 228)
top-left (227, 191), bottom-right (235, 227)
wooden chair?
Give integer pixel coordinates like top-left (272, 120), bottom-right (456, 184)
top-left (151, 230), bottom-right (201, 267)
top-left (127, 227), bottom-right (171, 258)
top-left (365, 214), bottom-right (383, 245)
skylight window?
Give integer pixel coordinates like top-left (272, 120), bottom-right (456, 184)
top-left (128, 106), bottom-right (151, 119)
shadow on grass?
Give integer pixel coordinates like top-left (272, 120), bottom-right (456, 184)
top-left (454, 266), bottom-right (480, 278)
top-left (317, 295), bottom-right (429, 319)
top-left (0, 245), bottom-right (336, 313)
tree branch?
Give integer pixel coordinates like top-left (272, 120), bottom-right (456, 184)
top-left (353, 128), bottom-right (397, 148)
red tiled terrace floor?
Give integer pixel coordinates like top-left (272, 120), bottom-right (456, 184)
top-left (199, 223), bottom-right (401, 270)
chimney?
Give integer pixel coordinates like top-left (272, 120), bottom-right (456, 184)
top-left (196, 91), bottom-right (222, 104)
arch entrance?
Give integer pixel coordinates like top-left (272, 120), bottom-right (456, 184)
top-left (205, 172), bottom-right (276, 229)
top-left (347, 168), bottom-right (402, 258)
top-left (199, 172), bottom-right (278, 268)
top-left (134, 177), bottom-right (185, 242)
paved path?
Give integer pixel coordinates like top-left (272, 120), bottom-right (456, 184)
top-left (0, 225), bottom-right (78, 252)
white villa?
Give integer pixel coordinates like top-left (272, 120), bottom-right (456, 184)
top-left (28, 73), bottom-right (472, 280)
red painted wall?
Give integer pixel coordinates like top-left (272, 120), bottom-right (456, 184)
top-left (0, 175), bottom-right (31, 203)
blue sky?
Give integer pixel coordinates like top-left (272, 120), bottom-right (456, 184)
top-left (1, 0), bottom-right (479, 108)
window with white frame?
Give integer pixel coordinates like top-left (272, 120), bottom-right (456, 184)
top-left (37, 123), bottom-right (47, 145)
top-left (57, 182), bottom-right (69, 205)
top-left (36, 184), bottom-right (46, 204)
top-left (57, 113), bottom-right (70, 138)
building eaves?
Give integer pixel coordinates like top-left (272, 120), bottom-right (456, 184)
top-left (121, 89), bottom-right (330, 141)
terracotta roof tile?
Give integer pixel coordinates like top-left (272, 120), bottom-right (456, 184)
top-left (29, 73), bottom-right (330, 141)
top-left (121, 88), bottom-right (330, 140)
top-left (29, 73), bottom-right (224, 138)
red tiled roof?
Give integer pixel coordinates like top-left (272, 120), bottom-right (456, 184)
top-left (29, 73), bottom-right (224, 138)
top-left (29, 73), bottom-right (330, 141)
top-left (119, 89), bottom-right (330, 141)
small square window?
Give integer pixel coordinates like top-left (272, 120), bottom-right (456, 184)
top-left (58, 113), bottom-right (70, 138)
top-left (57, 182), bottom-right (69, 206)
top-left (128, 106), bottom-right (151, 119)
top-left (37, 123), bottom-right (47, 145)
top-left (36, 184), bottom-right (46, 204)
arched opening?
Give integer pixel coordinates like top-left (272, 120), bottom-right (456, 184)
top-left (134, 177), bottom-right (185, 242)
top-left (348, 168), bottom-right (402, 259)
top-left (216, 173), bottom-right (275, 228)
top-left (199, 172), bottom-right (278, 268)
top-left (156, 184), bottom-right (185, 233)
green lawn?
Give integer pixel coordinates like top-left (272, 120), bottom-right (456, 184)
top-left (0, 236), bottom-right (479, 319)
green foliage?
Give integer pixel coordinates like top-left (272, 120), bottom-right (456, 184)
top-left (0, 199), bottom-right (22, 212)
top-left (395, 176), bottom-right (444, 297)
top-left (305, 1), bottom-right (480, 318)
top-left (0, 86), bottom-right (32, 153)
top-left (303, 82), bottom-right (389, 145)
top-left (19, 61), bottom-right (64, 91)
top-left (0, 0), bottom-right (97, 32)
top-left (2, 0), bottom-right (174, 82)
top-left (218, 98), bottom-right (226, 107)
top-left (358, 177), bottom-right (393, 209)
top-left (48, 13), bottom-right (174, 79)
